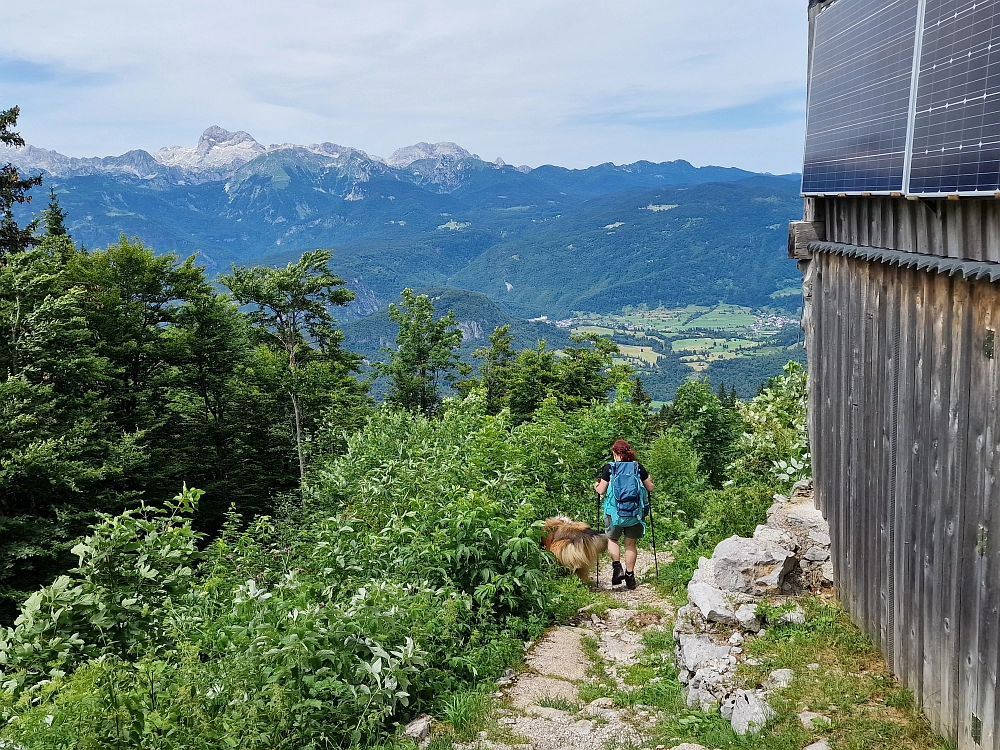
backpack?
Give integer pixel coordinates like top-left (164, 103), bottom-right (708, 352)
top-left (608, 461), bottom-right (648, 527)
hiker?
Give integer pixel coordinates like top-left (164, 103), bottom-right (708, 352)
top-left (594, 439), bottom-right (654, 590)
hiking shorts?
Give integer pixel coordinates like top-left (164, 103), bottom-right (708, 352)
top-left (605, 514), bottom-right (644, 541)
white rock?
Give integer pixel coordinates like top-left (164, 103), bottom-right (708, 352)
top-left (570, 719), bottom-right (594, 735)
top-left (807, 662), bottom-right (820, 670)
top-left (753, 524), bottom-right (796, 550)
top-left (677, 634), bottom-right (732, 672)
top-left (778, 605), bottom-right (806, 625)
top-left (685, 684), bottom-right (717, 711)
top-left (721, 693), bottom-right (738, 719)
top-left (798, 710), bottom-right (832, 729)
top-left (710, 536), bottom-right (796, 595)
top-left (808, 530), bottom-right (831, 547)
top-left (404, 715), bottom-right (432, 741)
top-left (587, 697), bottom-right (613, 709)
top-left (730, 689), bottom-right (776, 735)
top-left (765, 668), bottom-right (794, 689)
top-left (728, 632), bottom-right (745, 645)
top-left (804, 740), bottom-right (831, 750)
top-left (804, 546), bottom-right (830, 562)
top-left (821, 560), bottom-right (835, 584)
top-left (687, 581), bottom-right (737, 624)
top-left (735, 604), bottom-right (762, 632)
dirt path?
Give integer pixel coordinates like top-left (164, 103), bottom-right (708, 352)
top-left (462, 549), bottom-right (677, 750)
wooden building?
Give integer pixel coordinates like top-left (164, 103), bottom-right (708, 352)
top-left (795, 1), bottom-right (1000, 747)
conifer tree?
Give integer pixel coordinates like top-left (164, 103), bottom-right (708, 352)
top-left (0, 106), bottom-right (42, 255)
top-left (42, 187), bottom-right (69, 237)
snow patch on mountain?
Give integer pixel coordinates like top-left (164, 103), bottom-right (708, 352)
top-left (386, 142), bottom-right (480, 168)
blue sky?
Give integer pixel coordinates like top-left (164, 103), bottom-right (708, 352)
top-left (3, 1), bottom-right (808, 173)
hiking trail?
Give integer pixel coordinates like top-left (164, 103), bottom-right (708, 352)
top-left (457, 548), bottom-right (686, 750)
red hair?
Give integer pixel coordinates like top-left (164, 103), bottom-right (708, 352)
top-left (611, 439), bottom-right (636, 462)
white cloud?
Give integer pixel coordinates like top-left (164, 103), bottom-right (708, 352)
top-left (4, 0), bottom-right (808, 171)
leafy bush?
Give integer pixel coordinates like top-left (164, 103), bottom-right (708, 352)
top-left (728, 361), bottom-right (809, 489)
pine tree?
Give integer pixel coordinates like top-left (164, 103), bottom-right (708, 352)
top-left (42, 187), bottom-right (69, 237)
top-left (0, 106), bottom-right (42, 255)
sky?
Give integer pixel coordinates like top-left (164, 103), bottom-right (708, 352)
top-left (3, 1), bottom-right (808, 173)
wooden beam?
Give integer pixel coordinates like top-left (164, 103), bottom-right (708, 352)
top-left (789, 220), bottom-right (825, 259)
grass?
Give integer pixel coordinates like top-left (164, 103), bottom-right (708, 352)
top-left (587, 592), bottom-right (954, 750)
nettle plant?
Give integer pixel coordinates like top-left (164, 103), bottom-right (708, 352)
top-left (0, 486), bottom-right (205, 692)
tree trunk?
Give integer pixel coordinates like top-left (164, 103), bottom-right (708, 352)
top-left (289, 388), bottom-right (306, 497)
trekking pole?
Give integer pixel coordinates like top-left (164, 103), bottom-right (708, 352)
top-left (648, 496), bottom-right (659, 579)
top-left (596, 491), bottom-right (602, 588)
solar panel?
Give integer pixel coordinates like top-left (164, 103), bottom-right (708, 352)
top-left (802, 0), bottom-right (920, 195)
top-left (906, 0), bottom-right (1000, 195)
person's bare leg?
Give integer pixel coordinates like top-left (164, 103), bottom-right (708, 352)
top-left (624, 538), bottom-right (638, 572)
top-left (607, 536), bottom-right (621, 563)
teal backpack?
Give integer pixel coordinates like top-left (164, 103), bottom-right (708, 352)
top-left (607, 461), bottom-right (648, 527)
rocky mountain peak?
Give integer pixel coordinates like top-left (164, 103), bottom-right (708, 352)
top-left (386, 141), bottom-right (479, 168)
top-left (154, 126), bottom-right (266, 175)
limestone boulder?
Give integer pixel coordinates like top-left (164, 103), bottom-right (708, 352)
top-left (729, 689), bottom-right (776, 735)
top-left (709, 536), bottom-right (796, 595)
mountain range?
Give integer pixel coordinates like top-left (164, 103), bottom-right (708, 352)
top-left (5, 126), bottom-right (803, 320)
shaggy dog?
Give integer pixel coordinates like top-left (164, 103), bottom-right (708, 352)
top-left (541, 516), bottom-right (607, 582)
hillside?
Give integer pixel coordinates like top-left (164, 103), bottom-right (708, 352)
top-left (342, 287), bottom-right (573, 362)
top-left (7, 128), bottom-right (801, 321)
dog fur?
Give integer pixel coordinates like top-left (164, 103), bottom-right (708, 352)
top-left (541, 516), bottom-right (607, 582)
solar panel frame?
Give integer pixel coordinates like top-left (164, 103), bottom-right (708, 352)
top-left (802, 0), bottom-right (922, 196)
top-left (905, 0), bottom-right (1000, 196)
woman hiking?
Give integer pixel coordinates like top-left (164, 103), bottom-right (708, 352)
top-left (594, 439), bottom-right (654, 590)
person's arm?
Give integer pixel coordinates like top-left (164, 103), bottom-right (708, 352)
top-left (643, 476), bottom-right (654, 492)
top-left (594, 478), bottom-right (609, 495)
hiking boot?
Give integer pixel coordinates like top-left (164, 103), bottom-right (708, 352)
top-left (611, 561), bottom-right (625, 585)
top-left (624, 570), bottom-right (637, 590)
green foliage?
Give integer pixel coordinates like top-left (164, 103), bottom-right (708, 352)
top-left (379, 288), bottom-right (465, 417)
top-left (222, 249), bottom-right (365, 484)
top-left (728, 361), bottom-right (810, 489)
top-left (663, 379), bottom-right (743, 487)
top-left (643, 429), bottom-right (705, 527)
top-left (460, 327), bottom-right (627, 425)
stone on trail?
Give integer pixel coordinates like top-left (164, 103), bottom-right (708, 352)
top-left (777, 604), bottom-right (806, 625)
top-left (729, 689), bottom-right (776, 735)
top-left (804, 740), bottom-right (831, 750)
top-left (709, 536), bottom-right (796, 595)
top-left (735, 603), bottom-right (762, 632)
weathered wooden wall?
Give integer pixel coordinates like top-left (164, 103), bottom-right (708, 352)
top-left (809, 247), bottom-right (1000, 749)
top-left (824, 196), bottom-right (1000, 262)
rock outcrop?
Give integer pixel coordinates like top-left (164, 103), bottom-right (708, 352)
top-left (672, 479), bottom-right (831, 735)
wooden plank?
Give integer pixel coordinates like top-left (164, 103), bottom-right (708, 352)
top-left (941, 272), bottom-right (974, 739)
top-left (892, 263), bottom-right (916, 676)
top-left (921, 270), bottom-right (950, 732)
top-left (959, 280), bottom-right (990, 750)
top-left (975, 281), bottom-right (999, 750)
